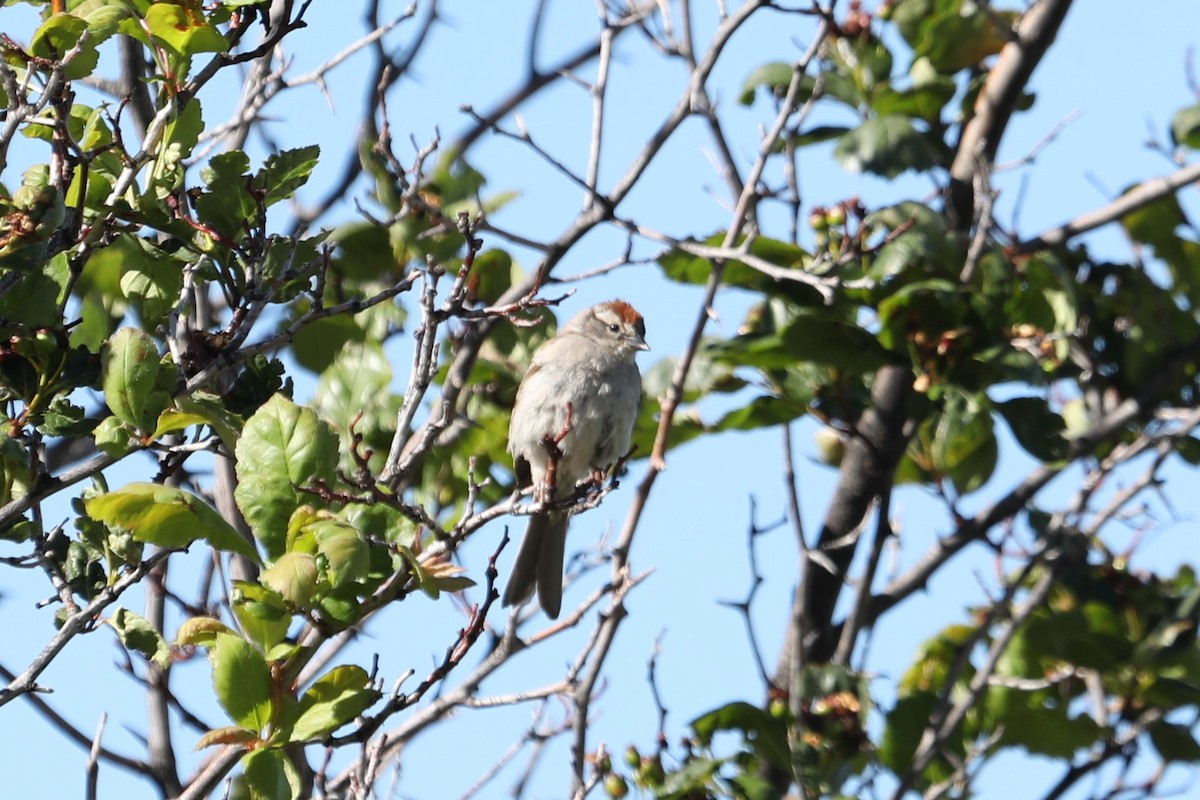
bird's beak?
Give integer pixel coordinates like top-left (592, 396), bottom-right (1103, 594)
top-left (632, 336), bottom-right (650, 352)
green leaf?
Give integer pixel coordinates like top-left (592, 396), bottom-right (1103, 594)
top-left (1121, 191), bottom-right (1187, 250)
top-left (656, 233), bottom-right (824, 305)
top-left (287, 665), bottom-right (380, 742)
top-left (211, 632), bottom-right (273, 733)
top-left (835, 115), bottom-right (938, 179)
top-left (788, 125), bottom-right (852, 149)
top-left (659, 756), bottom-right (722, 796)
top-left (468, 248), bottom-right (516, 304)
top-left (877, 279), bottom-right (966, 352)
top-left (879, 691), bottom-right (937, 773)
top-left (715, 395), bottom-right (807, 432)
top-left (989, 691), bottom-right (1103, 759)
top-left (313, 342), bottom-right (393, 435)
top-left (995, 397), bottom-right (1067, 462)
top-left (235, 395), bottom-right (338, 559)
top-left (739, 62), bottom-right (811, 105)
top-left (232, 581), bottom-right (292, 651)
top-left (1171, 103), bottom-right (1200, 149)
top-left (145, 2), bottom-right (228, 56)
top-left (330, 222), bottom-right (398, 281)
top-left (152, 99), bottom-right (204, 194)
top-left (893, 0), bottom-right (1013, 74)
top-left (195, 150), bottom-right (255, 239)
top-left (829, 33), bottom-right (893, 96)
top-left (72, 0), bottom-right (134, 41)
top-left (29, 14), bottom-right (100, 79)
top-left (705, 313), bottom-right (892, 373)
top-left (240, 748), bottom-right (300, 800)
top-left (85, 482), bottom-right (260, 562)
top-left (40, 398), bottom-right (98, 438)
top-left (256, 145), bottom-right (321, 206)
top-left (0, 253), bottom-right (69, 323)
top-left (225, 355), bottom-right (291, 418)
top-left (260, 234), bottom-right (322, 294)
top-left (156, 391), bottom-right (244, 450)
top-left (871, 80), bottom-right (956, 121)
top-left (928, 391), bottom-right (997, 493)
top-left (260, 552), bottom-right (319, 608)
top-left (117, 235), bottom-right (185, 325)
top-left (176, 616), bottom-right (236, 647)
top-left (313, 521), bottom-right (369, 588)
top-left (93, 416), bottom-right (136, 457)
top-left (1149, 720), bottom-right (1200, 763)
top-left (194, 725), bottom-right (259, 750)
top-left (102, 327), bottom-right (163, 433)
top-left (690, 701), bottom-right (790, 771)
top-left (291, 315), bottom-right (366, 375)
top-left (109, 607), bottom-right (171, 668)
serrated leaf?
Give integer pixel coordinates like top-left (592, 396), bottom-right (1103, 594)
top-left (102, 327), bottom-right (164, 433)
top-left (85, 482), bottom-right (260, 562)
top-left (210, 633), bottom-right (272, 733)
top-left (29, 14), bottom-right (100, 79)
top-left (235, 394), bottom-right (338, 560)
top-left (109, 607), bottom-right (171, 668)
top-left (195, 151), bottom-right (255, 239)
top-left (287, 665), bottom-right (380, 742)
top-left (257, 145), bottom-right (320, 206)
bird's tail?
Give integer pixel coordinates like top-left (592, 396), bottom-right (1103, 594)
top-left (502, 511), bottom-right (569, 619)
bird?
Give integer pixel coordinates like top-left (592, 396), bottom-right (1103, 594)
top-left (502, 300), bottom-right (649, 618)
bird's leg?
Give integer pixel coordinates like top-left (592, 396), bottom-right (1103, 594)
top-left (594, 443), bottom-right (639, 491)
top-left (538, 401), bottom-right (573, 503)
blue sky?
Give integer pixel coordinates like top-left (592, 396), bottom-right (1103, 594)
top-left (4, 2), bottom-right (1200, 798)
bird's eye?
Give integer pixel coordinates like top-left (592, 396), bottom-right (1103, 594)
top-left (608, 324), bottom-right (620, 333)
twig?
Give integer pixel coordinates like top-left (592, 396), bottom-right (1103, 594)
top-left (1017, 159), bottom-right (1200, 253)
top-left (85, 713), bottom-right (108, 800)
top-left (0, 548), bottom-right (177, 708)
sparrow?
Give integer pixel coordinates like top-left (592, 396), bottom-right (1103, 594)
top-left (502, 300), bottom-right (648, 618)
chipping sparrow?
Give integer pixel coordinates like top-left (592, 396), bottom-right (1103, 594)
top-left (503, 300), bottom-right (649, 618)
